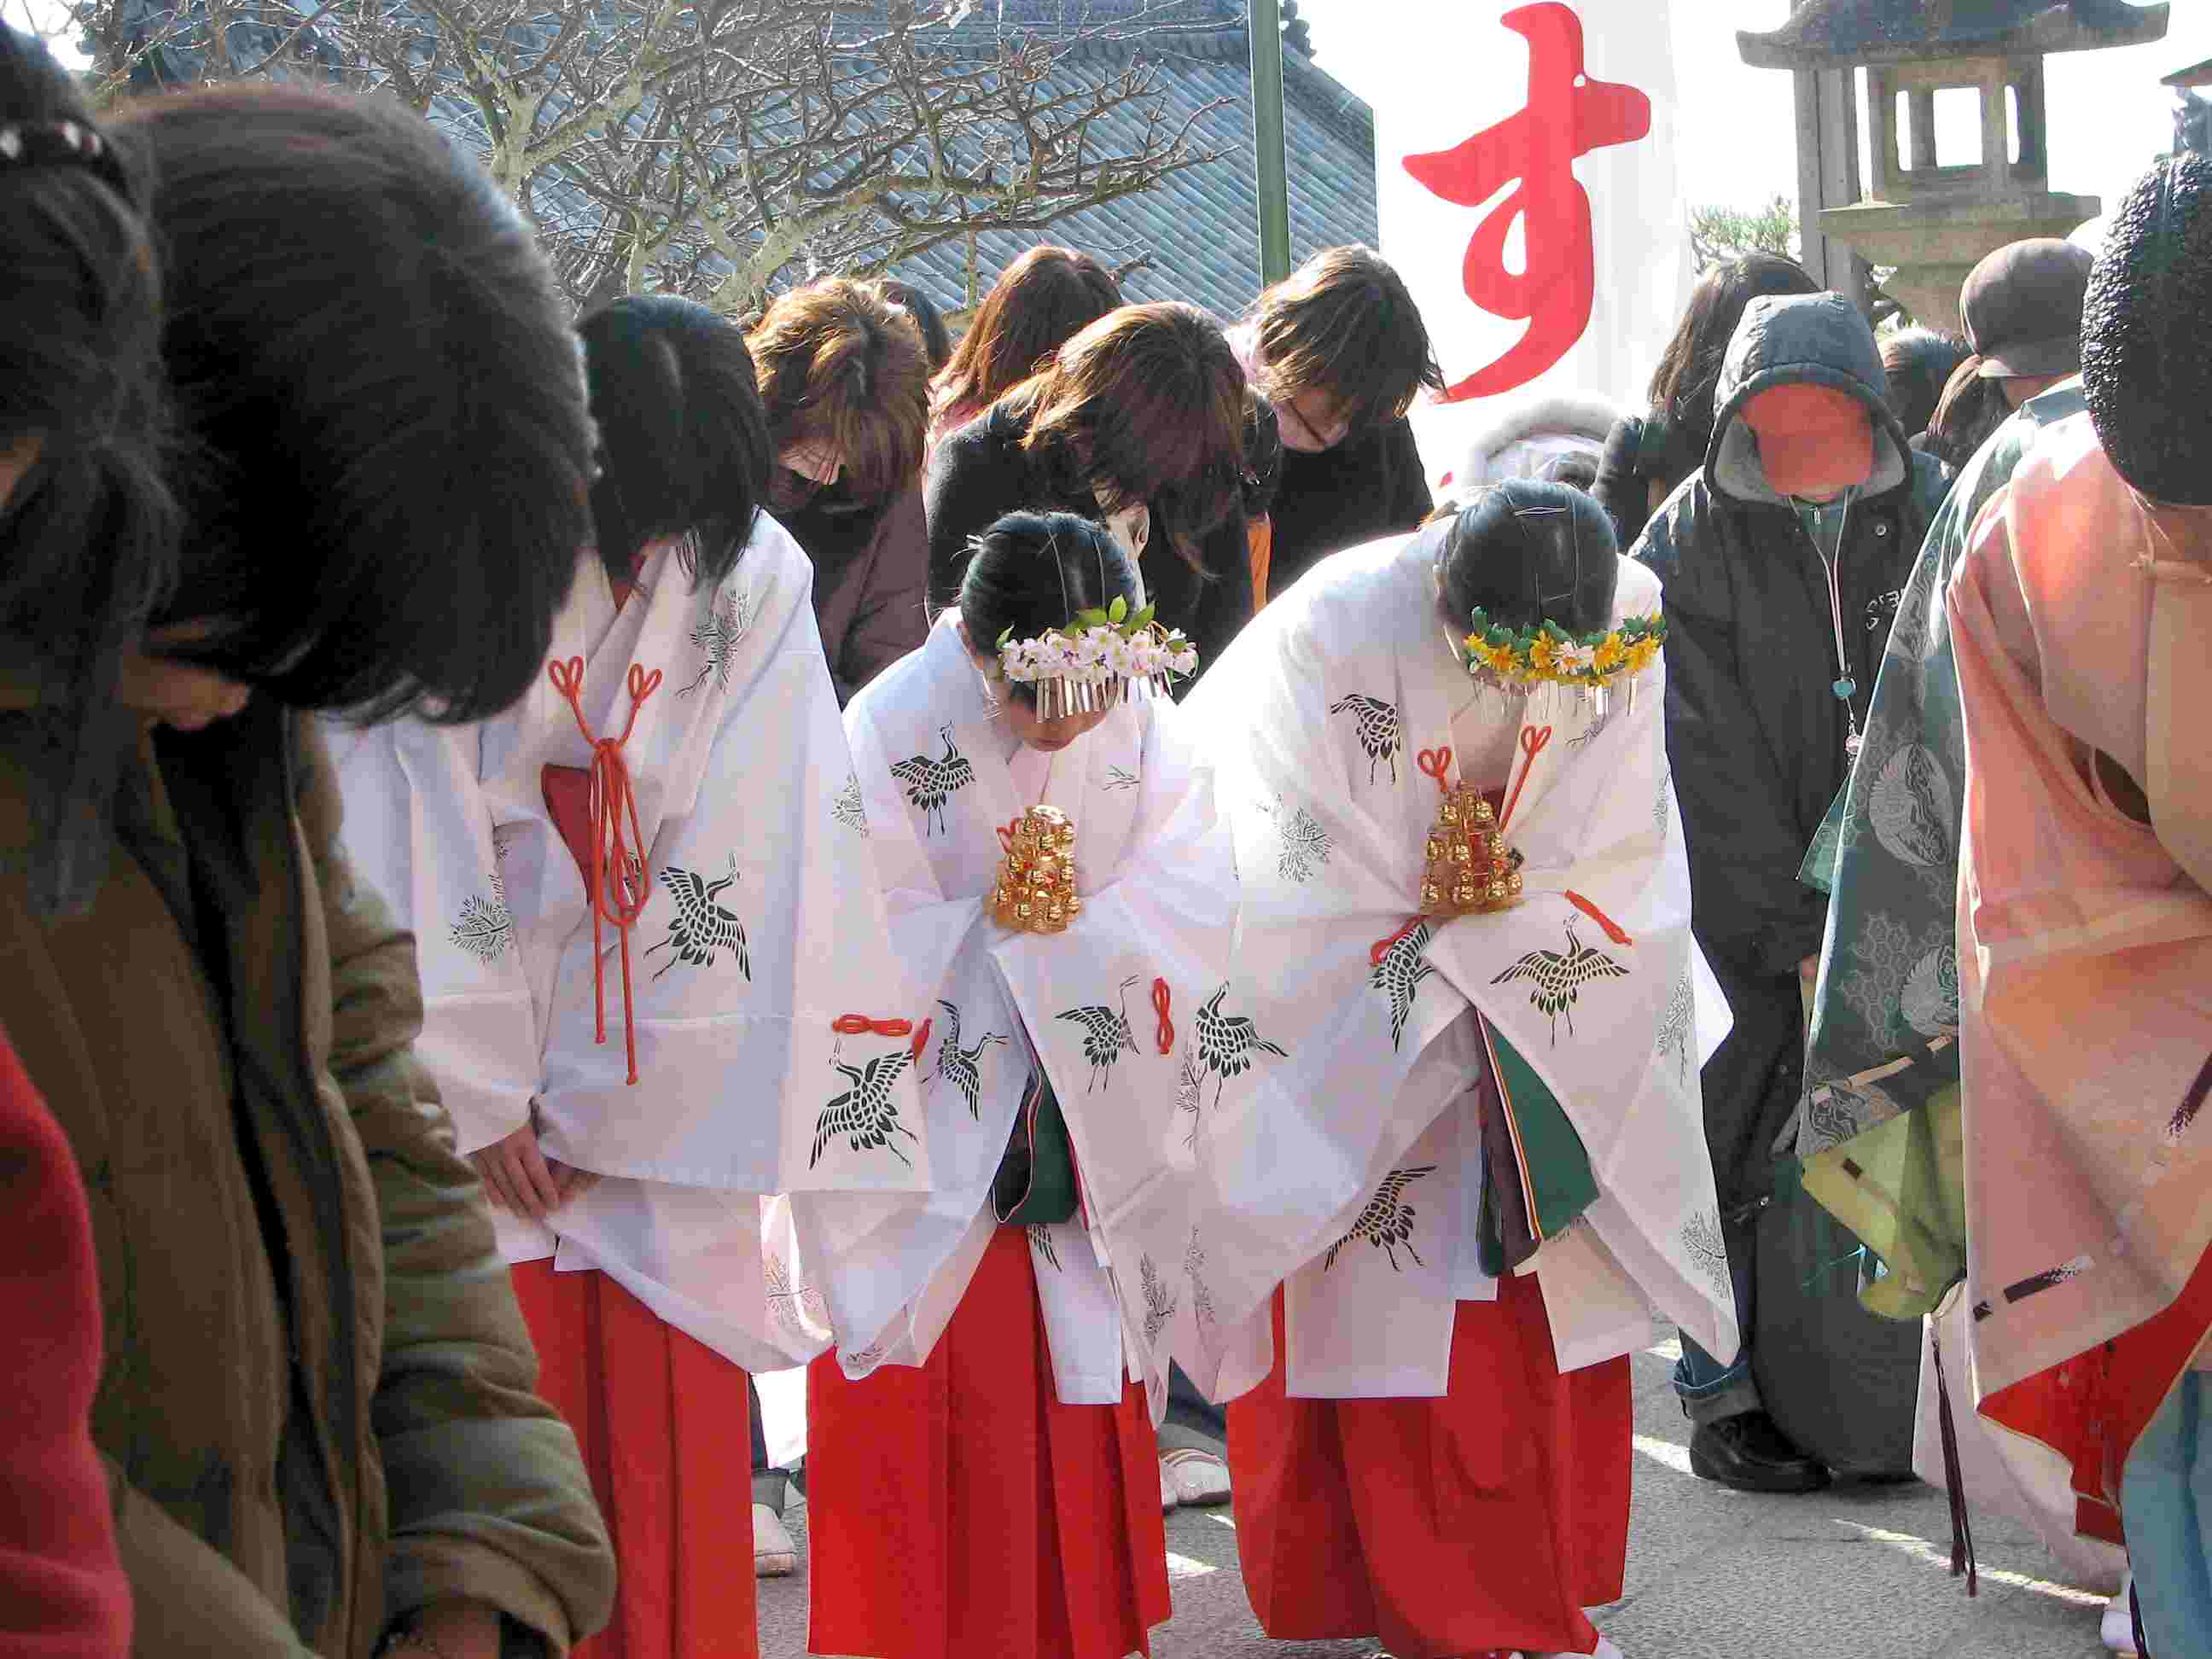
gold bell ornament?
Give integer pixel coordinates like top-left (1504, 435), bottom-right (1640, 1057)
top-left (991, 805), bottom-right (1082, 935)
top-left (1415, 747), bottom-right (1523, 917)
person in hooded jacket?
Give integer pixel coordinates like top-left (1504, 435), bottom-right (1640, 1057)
top-left (1633, 289), bottom-right (1947, 1494)
top-left (1592, 253), bottom-right (1820, 552)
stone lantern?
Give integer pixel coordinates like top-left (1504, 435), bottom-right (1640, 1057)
top-left (1740, 1), bottom-right (2169, 332)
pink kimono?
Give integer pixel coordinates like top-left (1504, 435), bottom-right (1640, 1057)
top-left (1948, 410), bottom-right (2212, 1542)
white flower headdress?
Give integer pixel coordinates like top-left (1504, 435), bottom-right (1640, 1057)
top-left (985, 523), bottom-right (1198, 719)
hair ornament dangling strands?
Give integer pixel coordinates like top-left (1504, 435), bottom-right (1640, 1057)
top-left (990, 526), bottom-right (1200, 722)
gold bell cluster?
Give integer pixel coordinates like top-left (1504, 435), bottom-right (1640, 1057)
top-left (992, 806), bottom-right (1082, 935)
top-left (1421, 784), bottom-right (1524, 917)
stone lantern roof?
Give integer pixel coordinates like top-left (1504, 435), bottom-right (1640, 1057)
top-left (1740, 1), bottom-right (2169, 70)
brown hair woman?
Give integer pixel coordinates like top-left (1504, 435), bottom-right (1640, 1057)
top-left (748, 276), bottom-right (933, 704)
top-left (923, 300), bottom-right (1251, 684)
top-left (929, 244), bottom-right (1123, 444)
top-left (1232, 244), bottom-right (1443, 601)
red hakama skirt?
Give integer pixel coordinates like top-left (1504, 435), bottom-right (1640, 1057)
top-left (1228, 1271), bottom-right (1632, 1659)
top-left (509, 1259), bottom-right (758, 1658)
top-left (805, 1226), bottom-right (1170, 1659)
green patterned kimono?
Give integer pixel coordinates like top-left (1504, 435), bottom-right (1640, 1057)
top-left (1795, 381), bottom-right (2085, 1318)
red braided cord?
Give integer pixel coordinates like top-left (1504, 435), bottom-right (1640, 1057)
top-left (1498, 724), bottom-right (1553, 834)
top-left (1151, 978), bottom-right (1174, 1055)
top-left (548, 656), bottom-right (661, 1086)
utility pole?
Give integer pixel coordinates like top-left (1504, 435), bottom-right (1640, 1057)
top-left (1249, 0), bottom-right (1292, 285)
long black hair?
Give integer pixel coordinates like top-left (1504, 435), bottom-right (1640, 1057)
top-left (110, 84), bottom-right (598, 725)
top-left (0, 25), bottom-right (177, 912)
top-left (1647, 253), bottom-right (1819, 456)
top-left (957, 510), bottom-right (1138, 707)
top-left (579, 294), bottom-right (770, 593)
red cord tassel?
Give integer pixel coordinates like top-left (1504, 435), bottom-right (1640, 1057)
top-left (549, 656), bottom-right (661, 1086)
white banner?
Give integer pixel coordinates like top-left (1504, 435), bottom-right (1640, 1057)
top-left (1375, 0), bottom-right (1691, 486)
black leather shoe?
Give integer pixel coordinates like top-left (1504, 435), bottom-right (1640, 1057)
top-left (1688, 1411), bottom-right (1831, 1493)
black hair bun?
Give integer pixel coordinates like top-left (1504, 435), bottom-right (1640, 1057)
top-left (2083, 154), bottom-right (2212, 505)
top-left (1435, 478), bottom-right (1619, 637)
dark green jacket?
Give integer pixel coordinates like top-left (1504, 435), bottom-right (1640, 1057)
top-left (0, 683), bottom-right (613, 1657)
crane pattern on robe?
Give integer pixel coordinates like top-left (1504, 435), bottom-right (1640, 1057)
top-left (1195, 984), bottom-right (1288, 1109)
top-left (931, 998), bottom-right (1008, 1119)
top-left (889, 724), bottom-right (975, 836)
top-left (1371, 921), bottom-right (1438, 1051)
top-left (1491, 913), bottom-right (1627, 1045)
top-left (644, 853), bottom-right (749, 981)
top-left (810, 1038), bottom-right (920, 1167)
top-left (1325, 1165), bottom-right (1437, 1271)
top-left (1330, 693), bottom-right (1402, 784)
top-left (1057, 975), bottom-right (1142, 1091)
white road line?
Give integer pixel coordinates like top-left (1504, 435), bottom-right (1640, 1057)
top-left (1831, 1522), bottom-right (2107, 1607)
top-left (1165, 1551), bottom-right (1220, 1580)
top-left (1633, 1432), bottom-right (1695, 1476)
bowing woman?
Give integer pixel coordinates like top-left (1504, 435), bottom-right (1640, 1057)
top-left (1183, 481), bottom-right (1739, 1659)
top-left (328, 296), bottom-right (930, 1659)
top-left (923, 301), bottom-right (1252, 684)
top-left (1231, 244), bottom-right (1442, 602)
top-left (812, 510), bottom-right (1243, 1659)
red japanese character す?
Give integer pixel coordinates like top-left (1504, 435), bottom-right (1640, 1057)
top-left (1404, 3), bottom-right (1651, 400)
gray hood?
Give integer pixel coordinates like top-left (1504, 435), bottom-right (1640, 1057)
top-left (1704, 292), bottom-right (1914, 507)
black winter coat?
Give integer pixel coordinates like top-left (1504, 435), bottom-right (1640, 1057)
top-left (1633, 295), bottom-right (1948, 985)
top-left (1590, 410), bottom-right (1704, 552)
top-left (1264, 416), bottom-right (1432, 601)
top-left (923, 403), bottom-right (1254, 690)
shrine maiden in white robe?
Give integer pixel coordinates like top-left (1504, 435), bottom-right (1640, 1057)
top-left (805, 613), bottom-right (1238, 1412)
top-left (1182, 530), bottom-right (1739, 1400)
top-left (327, 520), bottom-right (930, 1371)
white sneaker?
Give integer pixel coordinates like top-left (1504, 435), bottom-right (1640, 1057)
top-left (1161, 1446), bottom-right (1233, 1506)
top-left (2101, 1571), bottom-right (2138, 1656)
top-left (753, 1503), bottom-right (798, 1576)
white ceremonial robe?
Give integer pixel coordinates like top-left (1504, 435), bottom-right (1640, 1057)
top-left (327, 522), bottom-right (929, 1372)
top-left (1182, 530), bottom-right (1738, 1401)
top-left (800, 614), bottom-right (1238, 1413)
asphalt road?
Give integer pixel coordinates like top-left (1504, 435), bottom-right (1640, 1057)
top-left (756, 1335), bottom-right (2117, 1658)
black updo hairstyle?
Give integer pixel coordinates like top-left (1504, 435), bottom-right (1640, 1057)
top-left (1435, 478), bottom-right (1619, 638)
top-left (578, 294), bottom-right (771, 593)
top-left (0, 24), bottom-right (177, 913)
top-left (2082, 153), bottom-right (2212, 505)
top-left (110, 83), bottom-right (598, 724)
top-left (957, 509), bottom-right (1138, 707)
